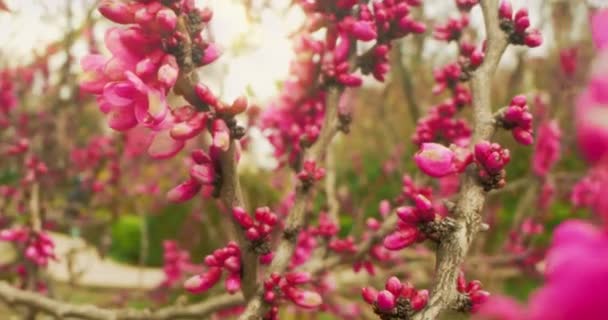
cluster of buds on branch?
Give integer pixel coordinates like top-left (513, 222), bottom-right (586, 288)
top-left (499, 0), bottom-right (543, 47)
top-left (184, 241), bottom-right (242, 294)
top-left (362, 276), bottom-right (429, 320)
top-left (262, 271), bottom-right (323, 319)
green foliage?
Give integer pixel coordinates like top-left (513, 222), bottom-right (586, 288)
top-left (109, 215), bottom-right (142, 264)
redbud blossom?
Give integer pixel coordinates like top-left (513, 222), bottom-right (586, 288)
top-left (414, 143), bottom-right (457, 178)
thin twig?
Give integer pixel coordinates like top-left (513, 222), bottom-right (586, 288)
top-left (0, 282), bottom-right (243, 320)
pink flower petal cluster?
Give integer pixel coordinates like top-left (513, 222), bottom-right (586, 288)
top-left (161, 240), bottom-right (195, 288)
top-left (383, 194), bottom-right (435, 251)
top-left (167, 147), bottom-right (221, 202)
top-left (498, 1), bottom-right (542, 47)
top-left (477, 221), bottom-right (608, 320)
top-left (82, 0), bottom-right (220, 160)
top-left (414, 143), bottom-right (458, 178)
top-left (184, 241), bottom-right (242, 294)
top-left (362, 276), bottom-right (428, 316)
top-left (456, 272), bottom-right (490, 312)
top-left (262, 271), bottom-right (323, 319)
top-left (0, 228), bottom-right (56, 266)
top-left (412, 101), bottom-right (472, 146)
top-left (455, 0), bottom-right (479, 12)
top-left (474, 141), bottom-right (510, 190)
top-left (532, 121), bottom-right (561, 177)
top-left (500, 95), bottom-right (534, 145)
top-left (434, 15), bottom-right (469, 42)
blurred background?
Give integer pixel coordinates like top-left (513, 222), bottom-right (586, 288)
top-left (0, 0), bottom-right (604, 318)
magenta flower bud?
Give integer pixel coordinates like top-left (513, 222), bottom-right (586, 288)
top-left (513, 127), bottom-right (534, 145)
top-left (259, 252), bottom-right (274, 265)
top-left (470, 290), bottom-right (490, 304)
top-left (414, 143), bottom-right (457, 178)
top-left (204, 255), bottom-right (219, 267)
top-left (264, 290), bottom-right (276, 303)
top-left (470, 50), bottom-right (484, 67)
top-left (190, 164), bottom-right (215, 184)
top-left (232, 207), bottom-right (254, 228)
top-left (361, 287), bottom-right (378, 304)
top-left (191, 149), bottom-right (211, 164)
top-left (376, 290), bottom-right (396, 311)
top-left (212, 119), bottom-right (231, 151)
top-left (514, 8), bottom-right (529, 20)
top-left (167, 178), bottom-right (201, 203)
top-left (351, 21), bottom-right (377, 41)
top-left (286, 272), bottom-right (312, 285)
top-left (224, 273), bottom-right (241, 294)
top-left (156, 8), bottom-right (177, 33)
top-left (194, 83), bottom-right (218, 106)
top-left (383, 226), bottom-right (420, 250)
top-left (99, 0), bottom-right (134, 24)
top-left (385, 276), bottom-right (403, 296)
top-left (414, 194), bottom-right (433, 213)
top-left (396, 206), bottom-right (418, 224)
top-left (288, 289), bottom-right (323, 309)
top-left (184, 267), bottom-right (222, 293)
top-left (499, 0), bottom-right (513, 20)
top-left (158, 63), bottom-right (178, 89)
top-left (379, 200), bottom-right (391, 217)
top-left (511, 95), bottom-right (527, 106)
top-left (514, 16), bottom-right (530, 33)
top-left (245, 227), bottom-right (261, 241)
top-left (201, 43), bottom-right (221, 66)
top-left (411, 289), bottom-right (429, 311)
top-left (223, 256), bottom-right (241, 273)
top-left (337, 73), bottom-right (363, 87)
top-left (524, 31), bottom-right (543, 48)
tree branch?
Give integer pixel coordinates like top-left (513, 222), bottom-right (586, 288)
top-left (237, 87), bottom-right (343, 320)
top-left (412, 1), bottom-right (509, 319)
top-left (0, 282), bottom-right (243, 320)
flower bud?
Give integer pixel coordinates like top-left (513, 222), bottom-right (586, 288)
top-left (414, 143), bottom-right (457, 178)
top-left (376, 290), bottom-right (396, 311)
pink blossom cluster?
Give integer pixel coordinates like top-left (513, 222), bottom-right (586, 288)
top-left (459, 41), bottom-right (485, 70)
top-left (571, 164), bottom-right (608, 223)
top-left (262, 272), bottom-right (323, 319)
top-left (167, 147), bottom-right (221, 203)
top-left (383, 194), bottom-right (435, 250)
top-left (232, 206), bottom-right (278, 264)
top-left (474, 141), bottom-right (511, 191)
top-left (412, 100), bottom-right (472, 146)
top-left (575, 9), bottom-right (608, 164)
top-left (499, 95), bottom-right (534, 146)
top-left (532, 121), bottom-right (561, 177)
top-left (456, 272), bottom-right (490, 312)
top-left (184, 241), bottom-right (242, 294)
top-left (161, 240), bottom-right (195, 288)
top-left (361, 276), bottom-right (428, 317)
top-left (81, 0), bottom-right (225, 162)
top-left (0, 228), bottom-right (56, 267)
top-left (414, 142), bottom-right (472, 178)
top-left (297, 160), bottom-right (326, 189)
top-left (476, 220), bottom-right (608, 320)
top-left (434, 15), bottom-right (469, 42)
top-left (498, 1), bottom-right (543, 48)
top-left (4, 137), bottom-right (29, 156)
top-left (455, 0), bottom-right (479, 12)
top-left (261, 0), bottom-right (426, 166)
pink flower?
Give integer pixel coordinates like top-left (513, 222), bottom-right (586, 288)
top-left (527, 220), bottom-right (608, 320)
top-left (591, 10), bottom-right (608, 50)
top-left (414, 143), bottom-right (457, 178)
top-left (184, 267), bottom-right (222, 293)
top-left (532, 121), bottom-right (561, 177)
